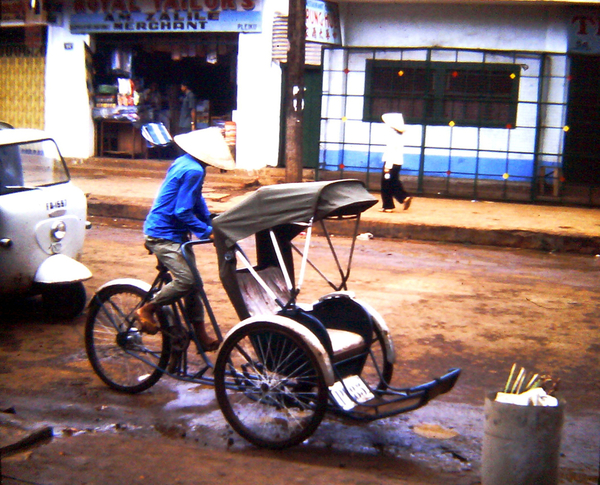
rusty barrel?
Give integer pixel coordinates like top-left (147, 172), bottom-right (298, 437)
top-left (482, 392), bottom-right (565, 485)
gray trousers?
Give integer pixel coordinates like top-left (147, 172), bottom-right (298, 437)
top-left (145, 236), bottom-right (204, 323)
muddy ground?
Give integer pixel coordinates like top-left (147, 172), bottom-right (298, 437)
top-left (0, 219), bottom-right (599, 484)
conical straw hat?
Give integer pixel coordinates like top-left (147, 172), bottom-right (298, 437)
top-left (174, 127), bottom-right (236, 171)
top-left (381, 113), bottom-right (406, 133)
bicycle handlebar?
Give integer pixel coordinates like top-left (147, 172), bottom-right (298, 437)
top-left (181, 238), bottom-right (214, 250)
top-left (180, 238), bottom-right (214, 288)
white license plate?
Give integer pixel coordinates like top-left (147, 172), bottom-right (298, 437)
top-left (329, 375), bottom-right (375, 411)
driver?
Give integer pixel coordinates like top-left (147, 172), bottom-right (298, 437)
top-left (135, 127), bottom-right (235, 351)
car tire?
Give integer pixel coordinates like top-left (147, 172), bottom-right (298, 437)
top-left (42, 281), bottom-right (87, 319)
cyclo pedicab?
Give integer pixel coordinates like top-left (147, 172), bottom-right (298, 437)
top-left (85, 176), bottom-right (461, 449)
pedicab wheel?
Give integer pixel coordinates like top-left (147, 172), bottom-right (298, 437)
top-left (85, 284), bottom-right (171, 394)
top-left (214, 322), bottom-right (328, 449)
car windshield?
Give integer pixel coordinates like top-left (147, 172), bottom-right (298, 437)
top-left (0, 138), bottom-right (69, 195)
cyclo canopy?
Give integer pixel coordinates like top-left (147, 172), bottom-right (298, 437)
top-left (212, 180), bottom-right (377, 319)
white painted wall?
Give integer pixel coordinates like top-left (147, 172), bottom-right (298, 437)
top-left (45, 25), bottom-right (94, 159)
top-left (343, 3), bottom-right (568, 53)
top-left (234, 0), bottom-right (284, 170)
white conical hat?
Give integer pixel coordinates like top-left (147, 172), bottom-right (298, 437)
top-left (174, 127), bottom-right (236, 171)
top-left (381, 113), bottom-right (406, 133)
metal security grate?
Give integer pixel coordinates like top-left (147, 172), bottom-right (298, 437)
top-left (317, 46), bottom-right (599, 206)
top-left (0, 43), bottom-right (46, 130)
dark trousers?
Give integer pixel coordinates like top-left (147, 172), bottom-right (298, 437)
top-left (381, 164), bottom-right (409, 209)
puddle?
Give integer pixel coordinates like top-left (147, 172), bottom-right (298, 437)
top-left (163, 382), bottom-right (217, 412)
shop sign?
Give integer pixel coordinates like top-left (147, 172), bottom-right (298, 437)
top-left (306, 0), bottom-right (340, 45)
top-left (568, 8), bottom-right (600, 55)
top-left (68, 0), bottom-right (262, 33)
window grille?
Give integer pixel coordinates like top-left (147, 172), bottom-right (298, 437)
top-left (364, 60), bottom-right (520, 128)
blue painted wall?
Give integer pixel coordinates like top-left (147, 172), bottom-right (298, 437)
top-left (320, 149), bottom-right (535, 181)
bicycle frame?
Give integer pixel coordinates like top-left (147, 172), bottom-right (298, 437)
top-left (137, 239), bottom-right (222, 384)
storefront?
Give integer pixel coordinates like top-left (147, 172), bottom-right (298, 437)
top-left (3, 0), bottom-right (340, 171)
top-left (66, 0), bottom-right (258, 159)
top-left (89, 32), bottom-right (238, 158)
top-left (36, 0), bottom-right (284, 170)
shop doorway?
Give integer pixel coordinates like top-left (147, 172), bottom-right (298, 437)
top-left (92, 33), bottom-right (238, 151)
top-left (563, 54), bottom-right (600, 185)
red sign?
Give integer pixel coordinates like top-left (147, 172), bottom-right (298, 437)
top-left (305, 0), bottom-right (340, 45)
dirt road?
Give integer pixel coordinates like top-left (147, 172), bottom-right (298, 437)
top-left (1, 222), bottom-right (598, 484)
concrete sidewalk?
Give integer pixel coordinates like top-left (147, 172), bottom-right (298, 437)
top-left (71, 166), bottom-right (600, 255)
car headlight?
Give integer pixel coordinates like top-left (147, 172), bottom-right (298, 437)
top-left (51, 220), bottom-right (67, 241)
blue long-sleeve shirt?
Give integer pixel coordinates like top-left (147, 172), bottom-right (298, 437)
top-left (143, 154), bottom-right (212, 243)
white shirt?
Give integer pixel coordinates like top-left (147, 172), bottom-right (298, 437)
top-left (382, 128), bottom-right (404, 170)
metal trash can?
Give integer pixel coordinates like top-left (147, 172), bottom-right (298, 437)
top-left (482, 392), bottom-right (565, 485)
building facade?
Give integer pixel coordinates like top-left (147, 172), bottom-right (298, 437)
top-left (1, 0), bottom-right (598, 204)
top-left (318, 2), bottom-right (600, 204)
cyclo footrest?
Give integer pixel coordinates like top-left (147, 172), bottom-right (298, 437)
top-left (329, 368), bottom-right (461, 422)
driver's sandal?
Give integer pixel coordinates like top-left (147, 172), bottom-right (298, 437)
top-left (134, 306), bottom-right (160, 335)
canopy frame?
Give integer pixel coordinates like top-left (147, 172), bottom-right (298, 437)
top-left (213, 180), bottom-right (377, 320)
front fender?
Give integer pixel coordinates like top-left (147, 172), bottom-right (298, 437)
top-left (95, 278), bottom-right (151, 294)
top-left (34, 254), bottom-right (92, 284)
top-left (221, 315), bottom-right (336, 386)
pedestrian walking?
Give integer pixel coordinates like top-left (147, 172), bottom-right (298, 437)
top-left (380, 112), bottom-right (412, 212)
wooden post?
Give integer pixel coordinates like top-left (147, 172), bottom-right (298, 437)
top-left (284, 0), bottom-right (306, 183)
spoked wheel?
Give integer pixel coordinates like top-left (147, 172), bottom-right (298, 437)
top-left (360, 326), bottom-right (394, 391)
top-left (214, 322), bottom-right (328, 449)
top-left (85, 284), bottom-right (171, 393)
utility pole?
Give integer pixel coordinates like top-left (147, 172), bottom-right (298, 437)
top-left (284, 0), bottom-right (306, 183)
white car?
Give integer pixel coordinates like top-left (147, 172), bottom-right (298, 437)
top-left (0, 127), bottom-right (92, 318)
